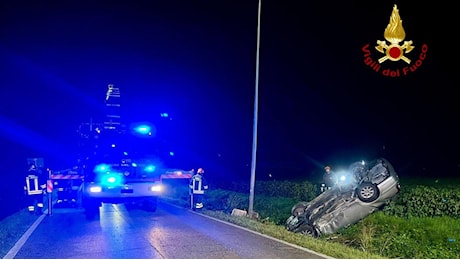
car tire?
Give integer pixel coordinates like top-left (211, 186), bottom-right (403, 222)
top-left (285, 215), bottom-right (298, 231)
top-left (291, 202), bottom-right (308, 216)
top-left (356, 182), bottom-right (380, 202)
top-left (295, 223), bottom-right (318, 237)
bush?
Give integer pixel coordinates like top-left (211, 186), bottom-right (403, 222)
top-left (163, 177), bottom-right (460, 259)
top-left (383, 185), bottom-right (460, 218)
top-left (256, 180), bottom-right (318, 202)
top-left (205, 189), bottom-right (248, 213)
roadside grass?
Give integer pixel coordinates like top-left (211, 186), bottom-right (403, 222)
top-left (3, 177), bottom-right (459, 259)
top-left (334, 212), bottom-right (460, 258)
top-left (160, 178), bottom-right (460, 259)
top-left (4, 198), bottom-right (459, 258)
top-left (0, 209), bottom-right (40, 258)
top-left (202, 210), bottom-right (384, 259)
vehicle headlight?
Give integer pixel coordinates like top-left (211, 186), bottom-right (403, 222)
top-left (89, 186), bottom-right (102, 193)
top-left (336, 170), bottom-right (356, 186)
top-left (150, 184), bottom-right (163, 192)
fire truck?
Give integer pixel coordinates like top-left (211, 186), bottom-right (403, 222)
top-left (77, 84), bottom-right (190, 219)
top-left (50, 166), bottom-right (84, 207)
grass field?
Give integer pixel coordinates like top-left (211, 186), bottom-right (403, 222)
top-left (1, 177), bottom-right (459, 258)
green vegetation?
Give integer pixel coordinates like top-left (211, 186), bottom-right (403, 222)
top-left (162, 177), bottom-right (460, 259)
top-left (2, 178), bottom-right (459, 259)
top-left (203, 210), bottom-right (384, 259)
top-left (331, 212), bottom-right (460, 258)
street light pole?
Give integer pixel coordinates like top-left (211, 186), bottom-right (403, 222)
top-left (249, 0), bottom-right (261, 219)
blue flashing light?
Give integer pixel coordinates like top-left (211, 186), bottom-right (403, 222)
top-left (94, 164), bottom-right (110, 173)
top-left (169, 151), bottom-right (174, 156)
top-left (144, 165), bottom-right (156, 172)
top-left (123, 151), bottom-right (128, 156)
top-left (107, 176), bottom-right (117, 183)
top-left (160, 113), bottom-right (169, 117)
top-left (100, 173), bottom-right (123, 186)
top-left (134, 125), bottom-right (151, 135)
top-left (132, 162), bottom-right (138, 167)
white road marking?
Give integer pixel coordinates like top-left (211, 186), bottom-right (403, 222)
top-left (3, 214), bottom-right (46, 259)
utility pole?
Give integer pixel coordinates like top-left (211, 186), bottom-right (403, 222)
top-left (249, 0), bottom-right (261, 218)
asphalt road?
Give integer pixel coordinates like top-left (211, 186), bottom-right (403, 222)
top-left (6, 201), bottom-right (330, 259)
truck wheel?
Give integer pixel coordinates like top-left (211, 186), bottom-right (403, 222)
top-left (143, 197), bottom-right (158, 212)
top-left (83, 199), bottom-right (100, 219)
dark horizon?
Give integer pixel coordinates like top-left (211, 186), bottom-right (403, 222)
top-left (1, 0), bottom-right (459, 188)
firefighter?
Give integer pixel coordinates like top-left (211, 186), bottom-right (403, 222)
top-left (189, 167), bottom-right (208, 210)
top-left (24, 163), bottom-right (47, 215)
top-left (322, 165), bottom-right (337, 192)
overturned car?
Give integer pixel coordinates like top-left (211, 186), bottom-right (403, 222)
top-left (285, 158), bottom-right (400, 237)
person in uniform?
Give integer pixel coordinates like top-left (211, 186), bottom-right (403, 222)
top-left (24, 163), bottom-right (47, 215)
top-left (189, 168), bottom-right (208, 210)
top-left (322, 166), bottom-right (337, 192)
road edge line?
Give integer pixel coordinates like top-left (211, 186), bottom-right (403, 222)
top-left (3, 214), bottom-right (46, 259)
top-left (161, 200), bottom-right (333, 259)
top-left (195, 211), bottom-right (334, 259)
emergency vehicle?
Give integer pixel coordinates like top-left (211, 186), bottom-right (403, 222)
top-left (50, 166), bottom-right (84, 207)
top-left (77, 84), bottom-right (191, 219)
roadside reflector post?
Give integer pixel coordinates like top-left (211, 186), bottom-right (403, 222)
top-left (47, 179), bottom-right (53, 215)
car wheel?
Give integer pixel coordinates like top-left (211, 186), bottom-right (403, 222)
top-left (356, 182), bottom-right (380, 202)
top-left (285, 215), bottom-right (298, 231)
top-left (291, 202), bottom-right (308, 216)
top-left (295, 223), bottom-right (318, 237)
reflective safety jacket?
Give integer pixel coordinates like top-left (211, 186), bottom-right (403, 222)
top-left (189, 173), bottom-right (208, 194)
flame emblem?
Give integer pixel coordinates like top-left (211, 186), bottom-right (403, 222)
top-left (375, 5), bottom-right (414, 64)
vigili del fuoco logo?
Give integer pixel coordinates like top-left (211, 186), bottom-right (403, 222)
top-left (362, 5), bottom-right (428, 77)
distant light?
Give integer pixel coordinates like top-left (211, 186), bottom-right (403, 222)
top-left (111, 144), bottom-right (116, 148)
top-left (160, 113), bottom-right (169, 118)
top-left (123, 152), bottom-right (128, 156)
top-left (169, 151), bottom-right (174, 156)
top-left (132, 162), bottom-right (137, 167)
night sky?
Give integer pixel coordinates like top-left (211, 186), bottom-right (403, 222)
top-left (1, 0), bottom-right (458, 185)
